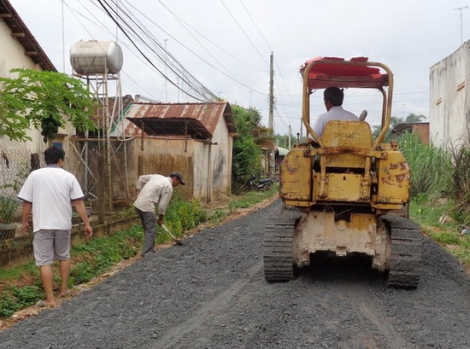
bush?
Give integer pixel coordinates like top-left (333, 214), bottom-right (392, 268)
top-left (0, 286), bottom-right (42, 317)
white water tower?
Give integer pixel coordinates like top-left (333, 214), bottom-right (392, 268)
top-left (69, 40), bottom-right (125, 211)
top-left (70, 40), bottom-right (123, 75)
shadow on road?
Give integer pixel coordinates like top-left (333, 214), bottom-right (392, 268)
top-left (297, 252), bottom-right (387, 286)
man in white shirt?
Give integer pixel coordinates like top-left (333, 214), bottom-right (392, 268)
top-left (308, 86), bottom-right (358, 147)
top-left (18, 146), bottom-right (93, 307)
top-left (133, 171), bottom-right (186, 256)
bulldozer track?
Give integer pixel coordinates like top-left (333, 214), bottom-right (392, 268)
top-left (263, 208), bottom-right (302, 282)
top-left (382, 215), bottom-right (422, 288)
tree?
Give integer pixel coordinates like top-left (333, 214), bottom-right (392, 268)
top-left (404, 113), bottom-right (426, 123)
top-left (231, 105), bottom-right (272, 192)
top-left (0, 68), bottom-right (97, 142)
top-left (274, 134), bottom-right (290, 149)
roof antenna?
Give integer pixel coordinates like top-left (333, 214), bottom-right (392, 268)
top-left (61, 0), bottom-right (65, 73)
top-left (453, 6), bottom-right (469, 44)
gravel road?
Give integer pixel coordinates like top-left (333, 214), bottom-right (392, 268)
top-left (2, 199), bottom-right (470, 349)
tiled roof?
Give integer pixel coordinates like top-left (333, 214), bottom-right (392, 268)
top-left (0, 0), bottom-right (56, 71)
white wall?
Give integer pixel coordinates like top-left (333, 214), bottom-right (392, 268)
top-left (209, 115), bottom-right (232, 197)
top-left (0, 19), bottom-right (44, 152)
top-left (429, 41), bottom-right (470, 149)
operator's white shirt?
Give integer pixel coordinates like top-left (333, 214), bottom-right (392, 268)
top-left (309, 106), bottom-right (358, 139)
top-left (133, 174), bottom-right (173, 214)
top-left (18, 165), bottom-right (85, 232)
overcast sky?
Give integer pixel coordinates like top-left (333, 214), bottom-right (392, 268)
top-left (9, 0), bottom-right (470, 136)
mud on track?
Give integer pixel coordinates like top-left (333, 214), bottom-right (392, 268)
top-left (1, 198), bottom-right (470, 349)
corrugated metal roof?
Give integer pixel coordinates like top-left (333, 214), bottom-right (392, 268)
top-left (0, 0), bottom-right (56, 71)
top-left (125, 101), bottom-right (236, 139)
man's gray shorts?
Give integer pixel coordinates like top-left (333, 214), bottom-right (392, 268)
top-left (33, 229), bottom-right (71, 266)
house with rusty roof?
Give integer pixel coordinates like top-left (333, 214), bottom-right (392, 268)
top-left (111, 98), bottom-right (237, 202)
top-left (0, 0), bottom-right (236, 203)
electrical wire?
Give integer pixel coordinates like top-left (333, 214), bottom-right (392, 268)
top-left (97, 0), bottom-right (217, 102)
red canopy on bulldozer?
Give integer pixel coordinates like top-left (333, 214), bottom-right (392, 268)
top-left (300, 57), bottom-right (389, 90)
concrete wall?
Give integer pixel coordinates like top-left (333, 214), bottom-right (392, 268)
top-left (429, 41), bottom-right (470, 148)
top-left (0, 18), bottom-right (43, 152)
top-left (208, 114), bottom-right (233, 200)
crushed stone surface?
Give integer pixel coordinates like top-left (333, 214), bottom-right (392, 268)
top-left (1, 199), bottom-right (470, 348)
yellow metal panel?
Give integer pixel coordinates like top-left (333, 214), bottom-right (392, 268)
top-left (313, 173), bottom-right (362, 201)
top-left (322, 121), bottom-right (372, 149)
top-left (284, 200), bottom-right (312, 207)
top-left (280, 147), bottom-right (312, 201)
top-left (377, 151), bottom-right (410, 204)
top-left (325, 154), bottom-right (367, 168)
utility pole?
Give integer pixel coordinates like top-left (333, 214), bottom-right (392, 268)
top-left (164, 39), bottom-right (168, 101)
top-left (454, 6), bottom-right (469, 44)
top-left (268, 53), bottom-right (274, 177)
top-left (249, 90), bottom-right (253, 107)
top-left (288, 124), bottom-right (292, 149)
top-left (269, 53), bottom-right (274, 134)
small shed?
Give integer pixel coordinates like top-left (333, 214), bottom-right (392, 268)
top-left (119, 101), bottom-right (236, 202)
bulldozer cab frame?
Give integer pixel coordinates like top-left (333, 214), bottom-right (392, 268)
top-left (279, 57), bottom-right (409, 210)
top-left (300, 56), bottom-right (392, 148)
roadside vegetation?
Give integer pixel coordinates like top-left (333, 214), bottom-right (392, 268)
top-left (231, 105), bottom-right (274, 194)
top-left (401, 132), bottom-right (470, 270)
top-left (0, 68), bottom-right (96, 143)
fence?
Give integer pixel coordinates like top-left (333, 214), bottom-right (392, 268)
top-left (0, 141), bottom-right (134, 264)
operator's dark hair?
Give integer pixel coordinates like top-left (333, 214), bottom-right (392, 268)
top-left (44, 146), bottom-right (65, 165)
top-left (323, 86), bottom-right (344, 106)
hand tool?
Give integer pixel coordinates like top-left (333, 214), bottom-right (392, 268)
top-left (161, 224), bottom-right (183, 245)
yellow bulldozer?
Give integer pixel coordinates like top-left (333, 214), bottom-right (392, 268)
top-left (264, 57), bottom-right (422, 288)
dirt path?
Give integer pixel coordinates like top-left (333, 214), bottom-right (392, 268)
top-left (2, 197), bottom-right (470, 348)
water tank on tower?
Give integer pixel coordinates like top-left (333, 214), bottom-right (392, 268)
top-left (70, 40), bottom-right (123, 75)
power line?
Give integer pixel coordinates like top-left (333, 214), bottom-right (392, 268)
top-left (157, 0), bottom-right (265, 74)
top-left (220, 0), bottom-right (269, 67)
top-left (97, 0), bottom-right (217, 102)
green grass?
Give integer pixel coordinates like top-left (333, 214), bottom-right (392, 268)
top-left (410, 195), bottom-right (455, 228)
top-left (229, 184), bottom-right (278, 210)
top-left (0, 263), bottom-right (37, 282)
top-left (0, 286), bottom-right (43, 317)
top-left (428, 231), bottom-right (460, 245)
